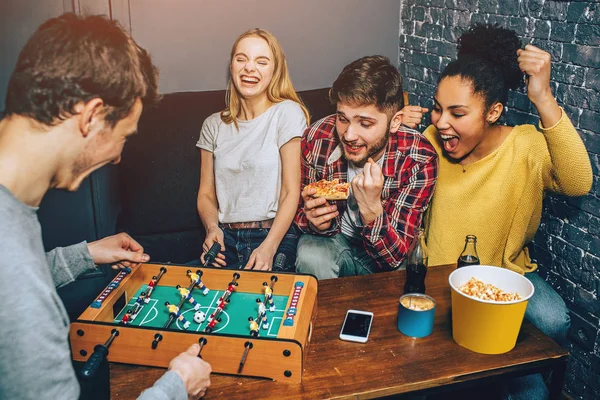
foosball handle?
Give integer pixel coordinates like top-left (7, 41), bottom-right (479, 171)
top-left (273, 253), bottom-right (286, 271)
top-left (79, 344), bottom-right (108, 380)
top-left (203, 243), bottom-right (221, 267)
top-left (152, 333), bottom-right (163, 349)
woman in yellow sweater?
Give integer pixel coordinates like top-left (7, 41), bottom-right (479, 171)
top-left (402, 24), bottom-right (592, 399)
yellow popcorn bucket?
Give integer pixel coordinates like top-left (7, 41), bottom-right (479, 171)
top-left (448, 265), bottom-right (535, 354)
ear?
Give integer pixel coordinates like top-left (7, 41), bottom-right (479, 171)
top-left (486, 102), bottom-right (504, 125)
top-left (77, 98), bottom-right (105, 138)
top-left (389, 110), bottom-right (404, 133)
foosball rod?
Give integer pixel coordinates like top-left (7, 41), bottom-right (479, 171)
top-left (202, 272), bottom-right (239, 333)
top-left (197, 337), bottom-right (208, 358)
top-left (163, 295), bottom-right (189, 329)
top-left (79, 329), bottom-right (119, 380)
top-left (137, 266), bottom-right (167, 308)
top-left (154, 266), bottom-right (168, 284)
top-left (238, 341), bottom-right (253, 373)
top-left (163, 280), bottom-right (196, 329)
top-left (263, 254), bottom-right (283, 303)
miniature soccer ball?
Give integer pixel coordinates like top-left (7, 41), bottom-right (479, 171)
top-left (194, 311), bottom-right (206, 324)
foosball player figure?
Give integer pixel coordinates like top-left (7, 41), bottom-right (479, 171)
top-left (187, 270), bottom-right (210, 295)
top-left (216, 296), bottom-right (230, 310)
top-left (263, 282), bottom-right (275, 312)
top-left (224, 282), bottom-right (237, 298)
top-left (205, 318), bottom-right (219, 333)
top-left (121, 310), bottom-right (133, 325)
top-left (256, 299), bottom-right (269, 329)
top-left (248, 317), bottom-right (260, 337)
top-left (144, 276), bottom-right (158, 303)
top-left (206, 306), bottom-right (224, 325)
top-left (130, 292), bottom-right (146, 320)
top-left (176, 285), bottom-right (201, 311)
top-left (164, 301), bottom-right (190, 329)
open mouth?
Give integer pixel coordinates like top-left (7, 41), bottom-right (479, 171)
top-left (440, 133), bottom-right (459, 153)
top-left (343, 142), bottom-right (365, 154)
top-left (240, 76), bottom-right (259, 85)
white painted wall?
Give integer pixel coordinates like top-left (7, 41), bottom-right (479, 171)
top-left (0, 0), bottom-right (401, 109)
top-left (123, 0), bottom-right (400, 92)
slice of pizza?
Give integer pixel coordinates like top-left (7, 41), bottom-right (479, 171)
top-left (305, 179), bottom-right (350, 200)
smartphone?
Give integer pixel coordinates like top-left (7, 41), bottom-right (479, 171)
top-left (339, 309), bottom-right (374, 343)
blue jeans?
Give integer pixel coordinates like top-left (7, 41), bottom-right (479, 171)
top-left (500, 271), bottom-right (570, 400)
top-left (186, 226), bottom-right (298, 271)
top-left (220, 225), bottom-right (298, 271)
top-left (524, 271), bottom-right (570, 346)
top-left (295, 233), bottom-right (379, 279)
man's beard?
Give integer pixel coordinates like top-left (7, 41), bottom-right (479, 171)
top-left (341, 120), bottom-right (391, 167)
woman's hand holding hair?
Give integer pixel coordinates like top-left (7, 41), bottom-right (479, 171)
top-left (517, 44), bottom-right (562, 127)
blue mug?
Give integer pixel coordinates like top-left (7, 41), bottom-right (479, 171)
top-left (397, 293), bottom-right (436, 338)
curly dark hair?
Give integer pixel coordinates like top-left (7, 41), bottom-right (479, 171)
top-left (4, 13), bottom-right (159, 127)
top-left (329, 55), bottom-right (404, 116)
top-left (440, 24), bottom-right (524, 110)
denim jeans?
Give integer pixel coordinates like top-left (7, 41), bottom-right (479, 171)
top-left (524, 271), bottom-right (570, 346)
top-left (500, 271), bottom-right (570, 400)
top-left (295, 233), bottom-right (379, 279)
top-left (220, 225), bottom-right (298, 271)
top-left (186, 226), bottom-right (298, 271)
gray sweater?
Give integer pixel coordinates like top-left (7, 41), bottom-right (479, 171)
top-left (0, 185), bottom-right (187, 400)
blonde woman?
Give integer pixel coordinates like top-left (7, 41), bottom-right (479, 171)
top-left (195, 29), bottom-right (309, 271)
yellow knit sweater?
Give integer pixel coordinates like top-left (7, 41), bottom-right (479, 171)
top-left (424, 111), bottom-right (592, 274)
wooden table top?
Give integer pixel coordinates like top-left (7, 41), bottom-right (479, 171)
top-left (110, 265), bottom-right (568, 399)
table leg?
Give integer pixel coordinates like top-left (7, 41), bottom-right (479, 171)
top-left (548, 359), bottom-right (567, 400)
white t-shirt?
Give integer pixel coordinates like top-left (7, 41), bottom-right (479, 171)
top-left (341, 156), bottom-right (385, 239)
top-left (197, 100), bottom-right (307, 223)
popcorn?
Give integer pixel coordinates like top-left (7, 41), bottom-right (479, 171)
top-left (458, 277), bottom-right (522, 302)
top-left (400, 295), bottom-right (435, 311)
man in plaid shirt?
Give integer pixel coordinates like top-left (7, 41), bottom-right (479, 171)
top-left (294, 56), bottom-right (438, 279)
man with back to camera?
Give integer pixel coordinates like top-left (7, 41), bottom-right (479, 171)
top-left (0, 13), bottom-right (211, 399)
top-left (294, 56), bottom-right (438, 278)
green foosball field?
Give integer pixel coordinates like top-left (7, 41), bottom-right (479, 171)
top-left (70, 263), bottom-right (318, 383)
top-left (114, 285), bottom-right (289, 337)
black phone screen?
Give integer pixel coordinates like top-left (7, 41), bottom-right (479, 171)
top-left (341, 312), bottom-right (372, 337)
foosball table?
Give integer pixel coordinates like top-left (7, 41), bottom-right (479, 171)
top-left (70, 260), bottom-right (318, 383)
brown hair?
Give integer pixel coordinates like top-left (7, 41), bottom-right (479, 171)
top-left (329, 55), bottom-right (404, 116)
top-left (221, 28), bottom-right (309, 129)
top-left (4, 13), bottom-right (159, 127)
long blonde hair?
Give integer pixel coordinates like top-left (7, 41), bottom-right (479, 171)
top-left (220, 28), bottom-right (310, 129)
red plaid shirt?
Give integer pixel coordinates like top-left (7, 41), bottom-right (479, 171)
top-left (294, 115), bottom-right (438, 271)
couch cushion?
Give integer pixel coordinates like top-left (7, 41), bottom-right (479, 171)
top-left (117, 88), bottom-right (334, 263)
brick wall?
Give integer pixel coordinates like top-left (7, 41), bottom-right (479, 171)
top-left (398, 1), bottom-right (600, 398)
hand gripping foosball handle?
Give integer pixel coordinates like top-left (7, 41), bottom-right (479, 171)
top-left (203, 242), bottom-right (221, 267)
top-left (273, 253), bottom-right (287, 271)
top-left (79, 329), bottom-right (119, 380)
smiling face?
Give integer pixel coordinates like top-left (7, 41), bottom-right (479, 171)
top-left (230, 36), bottom-right (275, 101)
top-left (336, 102), bottom-right (399, 167)
top-left (431, 75), bottom-right (497, 162)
